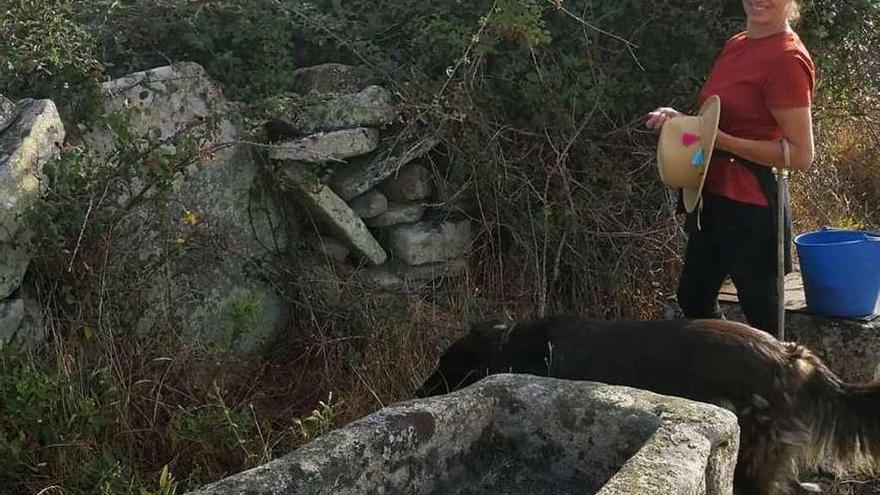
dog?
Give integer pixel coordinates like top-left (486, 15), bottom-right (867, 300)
top-left (415, 317), bottom-right (880, 495)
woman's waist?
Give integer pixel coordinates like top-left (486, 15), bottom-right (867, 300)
top-left (710, 150), bottom-right (764, 169)
top-left (705, 151), bottom-right (771, 207)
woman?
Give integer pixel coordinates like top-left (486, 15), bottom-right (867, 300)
top-left (647, 0), bottom-right (815, 335)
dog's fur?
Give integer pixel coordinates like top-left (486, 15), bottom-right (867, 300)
top-left (415, 317), bottom-right (880, 495)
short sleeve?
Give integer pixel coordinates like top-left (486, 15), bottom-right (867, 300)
top-left (764, 51), bottom-right (815, 108)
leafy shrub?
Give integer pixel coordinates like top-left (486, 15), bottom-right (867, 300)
top-left (0, 349), bottom-right (144, 494)
top-left (0, 0), bottom-right (103, 116)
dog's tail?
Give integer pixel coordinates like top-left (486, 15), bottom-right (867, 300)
top-left (803, 352), bottom-right (880, 472)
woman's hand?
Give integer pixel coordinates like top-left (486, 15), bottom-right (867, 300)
top-left (645, 107), bottom-right (683, 133)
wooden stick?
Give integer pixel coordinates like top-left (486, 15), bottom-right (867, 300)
top-left (778, 139), bottom-right (791, 341)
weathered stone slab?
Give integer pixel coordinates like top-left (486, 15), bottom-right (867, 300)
top-left (83, 62), bottom-right (289, 354)
top-left (0, 284), bottom-right (44, 350)
top-left (387, 218), bottom-right (471, 266)
top-left (186, 375), bottom-right (738, 495)
top-left (281, 163), bottom-right (386, 265)
top-left (330, 132), bottom-right (440, 200)
top-left (365, 201), bottom-right (425, 227)
top-left (291, 63), bottom-right (373, 95)
top-left (380, 162), bottom-right (433, 202)
top-left (0, 240), bottom-right (30, 301)
top-left (285, 85), bottom-right (397, 135)
top-left (268, 127), bottom-right (379, 163)
top-left (348, 190), bottom-right (387, 219)
top-left (0, 99), bottom-right (64, 243)
top-left (0, 297), bottom-right (24, 346)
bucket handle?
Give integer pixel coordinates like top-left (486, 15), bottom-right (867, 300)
top-left (820, 226), bottom-right (880, 240)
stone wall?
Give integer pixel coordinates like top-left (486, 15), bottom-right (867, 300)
top-left (0, 62), bottom-right (472, 353)
top-left (266, 63), bottom-right (471, 292)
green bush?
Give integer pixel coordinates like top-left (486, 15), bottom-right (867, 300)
top-left (0, 349), bottom-right (145, 494)
top-left (84, 0), bottom-right (317, 101)
top-left (0, 0), bottom-right (103, 116)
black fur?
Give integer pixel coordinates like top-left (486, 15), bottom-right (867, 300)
top-left (264, 118), bottom-right (302, 143)
top-left (416, 317), bottom-right (880, 495)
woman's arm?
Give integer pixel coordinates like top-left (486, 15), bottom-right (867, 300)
top-left (714, 106), bottom-right (814, 171)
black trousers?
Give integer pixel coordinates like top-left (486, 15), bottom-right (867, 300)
top-left (677, 193), bottom-right (779, 335)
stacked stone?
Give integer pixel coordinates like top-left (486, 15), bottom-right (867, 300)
top-left (268, 64), bottom-right (471, 290)
top-left (0, 96), bottom-right (65, 348)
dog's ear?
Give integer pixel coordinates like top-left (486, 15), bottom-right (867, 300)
top-left (465, 319), bottom-right (518, 357)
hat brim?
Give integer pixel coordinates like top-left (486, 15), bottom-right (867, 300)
top-left (682, 95), bottom-right (721, 212)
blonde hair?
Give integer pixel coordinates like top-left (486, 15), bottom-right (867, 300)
top-left (788, 0), bottom-right (802, 24)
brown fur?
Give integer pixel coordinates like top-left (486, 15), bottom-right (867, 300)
top-left (415, 317), bottom-right (880, 495)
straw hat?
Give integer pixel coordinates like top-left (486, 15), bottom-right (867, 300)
top-left (657, 95), bottom-right (721, 212)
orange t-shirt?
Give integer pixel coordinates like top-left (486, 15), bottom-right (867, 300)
top-left (699, 30), bottom-right (815, 206)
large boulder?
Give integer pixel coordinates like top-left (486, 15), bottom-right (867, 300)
top-left (0, 99), bottom-right (65, 300)
top-left (82, 62), bottom-right (289, 354)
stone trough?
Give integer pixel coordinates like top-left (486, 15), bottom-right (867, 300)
top-left (187, 375), bottom-right (739, 495)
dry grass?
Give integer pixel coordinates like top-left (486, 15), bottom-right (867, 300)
top-left (810, 474), bottom-right (880, 495)
top-left (791, 106), bottom-right (880, 234)
top-left (3, 235), bottom-right (469, 494)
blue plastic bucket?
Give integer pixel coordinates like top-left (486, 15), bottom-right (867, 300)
top-left (794, 229), bottom-right (880, 317)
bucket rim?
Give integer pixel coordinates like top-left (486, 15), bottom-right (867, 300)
top-left (794, 230), bottom-right (874, 247)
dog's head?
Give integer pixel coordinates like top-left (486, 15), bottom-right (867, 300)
top-left (414, 320), bottom-right (515, 398)
top-left (414, 319), bottom-right (553, 397)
